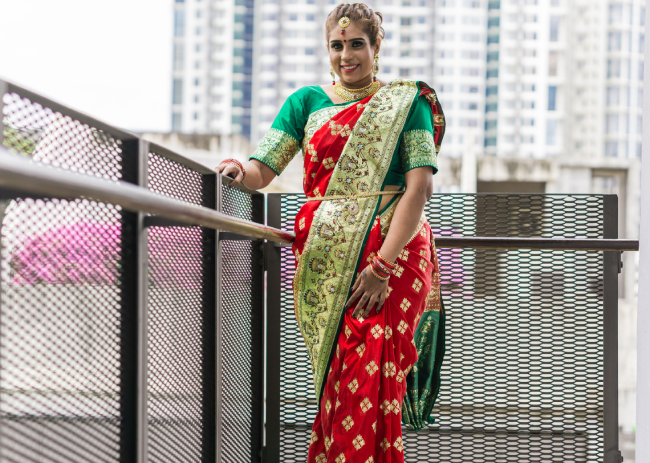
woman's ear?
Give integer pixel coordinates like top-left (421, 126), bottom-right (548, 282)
top-left (374, 39), bottom-right (382, 56)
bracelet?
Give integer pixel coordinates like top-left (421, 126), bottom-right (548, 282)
top-left (370, 259), bottom-right (391, 279)
top-left (219, 158), bottom-right (246, 180)
top-left (376, 251), bottom-right (397, 269)
top-left (369, 264), bottom-right (390, 281)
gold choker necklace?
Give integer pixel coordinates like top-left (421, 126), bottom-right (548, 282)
top-left (333, 80), bottom-right (381, 102)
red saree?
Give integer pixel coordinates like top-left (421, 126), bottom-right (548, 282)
top-left (291, 81), bottom-right (445, 463)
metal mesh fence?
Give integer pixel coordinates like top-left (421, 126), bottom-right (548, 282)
top-left (0, 82), bottom-right (265, 462)
top-left (146, 151), bottom-right (213, 462)
top-left (218, 184), bottom-right (264, 463)
top-left (272, 193), bottom-right (606, 462)
top-left (0, 90), bottom-right (124, 462)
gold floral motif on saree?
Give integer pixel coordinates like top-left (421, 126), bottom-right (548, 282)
top-left (293, 81), bottom-right (420, 403)
top-left (250, 128), bottom-right (299, 175)
top-left (301, 104), bottom-right (356, 156)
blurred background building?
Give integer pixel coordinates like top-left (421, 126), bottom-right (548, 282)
top-left (167, 2), bottom-right (642, 458)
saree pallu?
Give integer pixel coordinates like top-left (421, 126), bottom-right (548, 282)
top-left (291, 81), bottom-right (445, 463)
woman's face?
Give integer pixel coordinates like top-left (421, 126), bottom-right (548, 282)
top-left (327, 21), bottom-right (380, 87)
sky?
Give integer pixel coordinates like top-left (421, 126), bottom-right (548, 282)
top-left (0, 0), bottom-right (173, 133)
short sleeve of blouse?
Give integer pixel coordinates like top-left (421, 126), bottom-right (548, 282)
top-left (398, 90), bottom-right (445, 175)
top-left (249, 88), bottom-right (309, 176)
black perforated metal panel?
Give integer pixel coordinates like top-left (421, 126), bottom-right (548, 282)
top-left (272, 193), bottom-right (606, 462)
top-left (218, 183), bottom-right (264, 463)
top-left (146, 151), bottom-right (214, 462)
top-left (1, 91), bottom-right (124, 462)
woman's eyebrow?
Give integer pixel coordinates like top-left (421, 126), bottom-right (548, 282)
top-left (330, 37), bottom-right (366, 44)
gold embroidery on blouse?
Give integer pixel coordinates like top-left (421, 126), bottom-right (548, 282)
top-left (400, 129), bottom-right (438, 172)
top-left (250, 128), bottom-right (299, 175)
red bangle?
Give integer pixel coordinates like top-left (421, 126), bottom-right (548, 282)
top-left (376, 252), bottom-right (397, 269)
top-left (370, 260), bottom-right (391, 279)
top-left (370, 264), bottom-right (390, 281)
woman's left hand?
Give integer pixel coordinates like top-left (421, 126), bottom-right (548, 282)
top-left (345, 267), bottom-right (389, 321)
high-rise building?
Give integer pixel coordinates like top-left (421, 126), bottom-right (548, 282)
top-left (171, 0), bottom-right (644, 165)
top-left (171, 0), bottom-right (255, 136)
top-left (482, 0), bottom-right (645, 160)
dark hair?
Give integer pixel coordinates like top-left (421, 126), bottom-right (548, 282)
top-left (325, 3), bottom-right (385, 46)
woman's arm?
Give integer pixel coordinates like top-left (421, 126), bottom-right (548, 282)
top-left (214, 159), bottom-right (277, 190)
top-left (347, 166), bottom-right (434, 319)
top-left (378, 166), bottom-right (433, 261)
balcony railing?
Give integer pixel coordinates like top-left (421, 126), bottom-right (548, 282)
top-left (0, 79), bottom-right (639, 462)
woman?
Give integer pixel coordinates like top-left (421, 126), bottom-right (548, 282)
top-left (215, 3), bottom-right (445, 461)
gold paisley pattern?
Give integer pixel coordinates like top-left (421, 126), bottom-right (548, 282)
top-left (400, 129), bottom-right (438, 172)
top-left (250, 128), bottom-right (299, 175)
top-left (294, 80), bottom-right (420, 402)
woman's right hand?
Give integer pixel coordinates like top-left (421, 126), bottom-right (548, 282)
top-left (214, 163), bottom-right (244, 187)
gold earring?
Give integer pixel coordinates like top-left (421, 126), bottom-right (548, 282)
top-left (330, 62), bottom-right (336, 85)
top-left (372, 55), bottom-right (379, 82)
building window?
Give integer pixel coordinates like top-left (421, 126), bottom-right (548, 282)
top-left (548, 86), bottom-right (557, 110)
top-left (605, 141), bottom-right (618, 157)
top-left (548, 51), bottom-right (558, 76)
top-left (195, 78), bottom-right (200, 86)
top-left (549, 16), bottom-right (560, 42)
top-left (609, 4), bottom-right (622, 24)
top-left (608, 31), bottom-right (622, 51)
top-left (546, 120), bottom-right (557, 145)
top-left (606, 114), bottom-right (619, 134)
top-left (400, 68), bottom-right (410, 77)
top-left (607, 59), bottom-right (621, 78)
top-left (194, 112), bottom-right (199, 120)
top-left (306, 14), bottom-right (315, 21)
top-left (460, 102), bottom-right (478, 110)
top-left (194, 95), bottom-right (200, 103)
top-left (174, 10), bottom-right (185, 37)
top-left (196, 27), bottom-right (201, 36)
top-left (172, 79), bottom-right (183, 105)
top-left (173, 44), bottom-right (184, 71)
top-left (172, 113), bottom-right (182, 130)
top-left (607, 86), bottom-right (620, 106)
top-left (305, 48), bottom-right (315, 55)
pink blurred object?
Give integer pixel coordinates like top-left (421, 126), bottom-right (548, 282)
top-left (9, 222), bottom-right (121, 285)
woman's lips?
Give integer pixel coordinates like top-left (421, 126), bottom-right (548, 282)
top-left (341, 64), bottom-right (360, 73)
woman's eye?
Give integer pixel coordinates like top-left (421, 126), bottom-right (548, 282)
top-left (352, 41), bottom-right (364, 47)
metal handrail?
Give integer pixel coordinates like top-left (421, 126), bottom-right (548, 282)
top-left (0, 150), bottom-right (294, 245)
top-left (0, 151), bottom-right (640, 252)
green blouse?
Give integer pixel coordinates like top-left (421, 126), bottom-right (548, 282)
top-left (250, 84), bottom-right (439, 186)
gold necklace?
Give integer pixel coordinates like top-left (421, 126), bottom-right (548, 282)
top-left (333, 80), bottom-right (381, 102)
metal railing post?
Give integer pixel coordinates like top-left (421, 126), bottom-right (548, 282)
top-left (603, 194), bottom-right (622, 463)
top-left (251, 191), bottom-right (266, 463)
top-left (264, 193), bottom-right (284, 463)
top-left (202, 171), bottom-right (217, 462)
top-left (118, 138), bottom-right (149, 463)
top-left (214, 174), bottom-right (223, 462)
